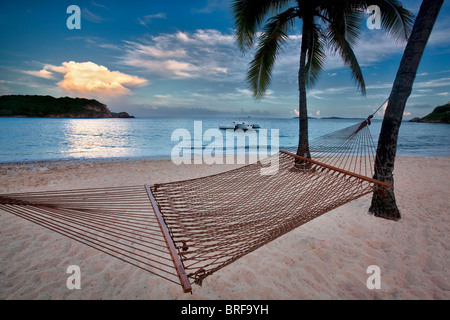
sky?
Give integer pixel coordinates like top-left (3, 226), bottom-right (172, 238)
top-left (0, 0), bottom-right (449, 119)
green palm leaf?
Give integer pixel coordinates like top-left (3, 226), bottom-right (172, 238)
top-left (232, 0), bottom-right (293, 51)
top-left (358, 0), bottom-right (414, 41)
top-left (246, 8), bottom-right (297, 98)
top-left (325, 7), bottom-right (366, 94)
top-left (305, 23), bottom-right (327, 88)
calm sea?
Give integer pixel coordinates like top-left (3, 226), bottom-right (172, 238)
top-left (0, 117), bottom-right (448, 163)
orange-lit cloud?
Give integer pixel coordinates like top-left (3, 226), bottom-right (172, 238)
top-left (28, 61), bottom-right (147, 98)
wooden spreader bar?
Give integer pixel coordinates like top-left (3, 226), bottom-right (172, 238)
top-left (144, 184), bottom-right (192, 293)
top-left (280, 150), bottom-right (392, 189)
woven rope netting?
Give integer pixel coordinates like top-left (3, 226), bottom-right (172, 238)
top-left (0, 119), bottom-right (389, 293)
top-left (0, 186), bottom-right (182, 286)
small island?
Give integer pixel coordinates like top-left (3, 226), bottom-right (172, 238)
top-left (0, 95), bottom-right (134, 118)
top-left (409, 103), bottom-right (449, 123)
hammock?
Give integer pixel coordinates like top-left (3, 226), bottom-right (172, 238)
top-left (0, 117), bottom-right (390, 293)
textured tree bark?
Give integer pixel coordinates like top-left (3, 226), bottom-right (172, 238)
top-left (369, 0), bottom-right (444, 220)
top-left (296, 23), bottom-right (311, 164)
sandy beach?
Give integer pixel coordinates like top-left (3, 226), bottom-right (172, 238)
top-left (0, 156), bottom-right (449, 300)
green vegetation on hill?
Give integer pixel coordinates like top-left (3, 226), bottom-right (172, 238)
top-left (0, 95), bottom-right (134, 118)
top-left (422, 103), bottom-right (450, 123)
top-left (409, 103), bottom-right (450, 123)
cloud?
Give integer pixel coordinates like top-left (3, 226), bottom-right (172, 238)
top-left (24, 66), bottom-right (55, 79)
top-left (27, 61), bottom-right (147, 98)
top-left (318, 19), bottom-right (450, 72)
top-left (123, 40), bottom-right (187, 59)
top-left (245, 12), bottom-right (450, 78)
top-left (258, 29), bottom-right (408, 92)
top-left (138, 13), bottom-right (167, 27)
top-left (428, 20), bottom-right (450, 47)
top-left (322, 32), bottom-right (406, 71)
top-left (117, 27), bottom-right (410, 100)
top-left (0, 79), bottom-right (41, 88)
top-left (363, 77), bottom-right (450, 97)
top-left (191, 0), bottom-right (229, 14)
top-left (235, 88), bottom-right (253, 96)
top-left (91, 1), bottom-right (108, 10)
top-left (120, 29), bottom-right (242, 80)
top-left (154, 94), bottom-right (171, 99)
top-left (307, 86), bottom-right (356, 100)
top-left (83, 8), bottom-right (104, 23)
top-left (414, 77), bottom-right (450, 89)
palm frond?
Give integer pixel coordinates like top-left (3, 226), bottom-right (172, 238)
top-left (247, 8), bottom-right (297, 98)
top-left (362, 0), bottom-right (415, 41)
top-left (326, 18), bottom-right (366, 95)
top-left (232, 0), bottom-right (294, 52)
top-left (305, 24), bottom-right (327, 88)
top-left (320, 2), bottom-right (364, 47)
top-left (338, 39), bottom-right (366, 95)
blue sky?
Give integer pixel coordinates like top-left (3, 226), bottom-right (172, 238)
top-left (0, 0), bottom-right (449, 119)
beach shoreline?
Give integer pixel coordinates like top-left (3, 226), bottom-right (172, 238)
top-left (0, 156), bottom-right (449, 299)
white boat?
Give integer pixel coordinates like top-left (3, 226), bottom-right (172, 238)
top-left (218, 121), bottom-right (238, 130)
top-left (219, 121), bottom-right (259, 131)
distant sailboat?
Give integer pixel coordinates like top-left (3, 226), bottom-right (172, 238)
top-left (219, 120), bottom-right (260, 131)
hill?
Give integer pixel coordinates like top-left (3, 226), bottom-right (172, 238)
top-left (409, 103), bottom-right (449, 123)
top-left (0, 95), bottom-right (134, 118)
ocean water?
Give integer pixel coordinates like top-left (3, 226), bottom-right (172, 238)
top-left (0, 117), bottom-right (448, 163)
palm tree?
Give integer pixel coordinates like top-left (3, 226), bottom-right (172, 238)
top-left (369, 0), bottom-right (444, 220)
top-left (232, 0), bottom-right (414, 160)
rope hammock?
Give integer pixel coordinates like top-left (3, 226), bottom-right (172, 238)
top-left (0, 113), bottom-right (390, 293)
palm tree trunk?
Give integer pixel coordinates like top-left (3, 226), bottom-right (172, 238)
top-left (296, 26), bottom-right (311, 162)
top-left (369, 0), bottom-right (444, 220)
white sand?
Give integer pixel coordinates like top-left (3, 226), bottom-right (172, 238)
top-left (0, 157), bottom-right (449, 300)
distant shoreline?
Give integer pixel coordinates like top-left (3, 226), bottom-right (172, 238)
top-left (0, 115), bottom-right (135, 119)
top-left (0, 95), bottom-right (134, 119)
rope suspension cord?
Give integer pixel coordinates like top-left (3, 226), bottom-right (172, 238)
top-left (0, 107), bottom-right (391, 293)
top-left (373, 98), bottom-right (389, 117)
top-left (351, 98), bottom-right (389, 136)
